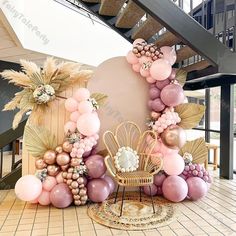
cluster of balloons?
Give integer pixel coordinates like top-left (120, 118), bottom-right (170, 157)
top-left (64, 88), bottom-right (100, 136)
top-left (85, 155), bottom-right (115, 203)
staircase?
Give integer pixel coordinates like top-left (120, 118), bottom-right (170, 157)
top-left (59, 0), bottom-right (236, 79)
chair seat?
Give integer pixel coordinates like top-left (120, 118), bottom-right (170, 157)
top-left (116, 171), bottom-right (153, 186)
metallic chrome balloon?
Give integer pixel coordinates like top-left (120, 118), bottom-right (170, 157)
top-left (35, 159), bottom-right (47, 169)
top-left (70, 158), bottom-right (82, 167)
top-left (43, 150), bottom-right (56, 164)
top-left (56, 152), bottom-right (70, 166)
top-left (61, 164), bottom-right (69, 171)
top-left (62, 141), bottom-right (73, 153)
top-left (55, 146), bottom-right (63, 154)
top-left (47, 164), bottom-right (60, 176)
top-left (161, 125), bottom-right (186, 149)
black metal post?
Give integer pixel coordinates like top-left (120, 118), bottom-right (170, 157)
top-left (11, 140), bottom-right (16, 171)
top-left (220, 84), bottom-right (234, 179)
top-left (114, 185), bottom-right (120, 203)
top-left (120, 187), bottom-right (126, 217)
top-left (205, 89), bottom-right (210, 143)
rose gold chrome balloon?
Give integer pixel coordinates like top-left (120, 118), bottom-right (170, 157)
top-left (70, 158), bottom-right (82, 167)
top-left (43, 150), bottom-right (56, 164)
top-left (55, 146), bottom-right (63, 154)
top-left (62, 172), bottom-right (67, 178)
top-left (79, 188), bottom-right (87, 196)
top-left (56, 152), bottom-right (70, 166)
top-left (161, 125), bottom-right (186, 149)
top-left (67, 179), bottom-right (73, 185)
top-left (72, 173), bottom-right (79, 180)
top-left (68, 168), bottom-right (74, 173)
top-left (77, 177), bottom-right (84, 185)
top-left (35, 159), bottom-right (47, 169)
top-left (72, 189), bottom-right (79, 195)
top-left (62, 141), bottom-right (73, 153)
top-left (67, 173), bottom-right (72, 179)
top-left (61, 164), bottom-right (69, 171)
top-left (71, 181), bottom-right (79, 189)
top-left (47, 164), bottom-right (60, 176)
top-left (80, 195), bottom-right (88, 201)
top-left (74, 200), bottom-right (82, 205)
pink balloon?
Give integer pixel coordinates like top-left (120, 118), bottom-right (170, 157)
top-left (186, 177), bottom-right (208, 201)
top-left (149, 87), bottom-right (160, 99)
top-left (150, 59), bottom-right (172, 81)
top-left (160, 46), bottom-right (177, 66)
top-left (78, 100), bottom-right (93, 114)
top-left (160, 142), bottom-right (179, 156)
top-left (168, 68), bottom-right (177, 80)
top-left (154, 173), bottom-right (166, 186)
top-left (140, 67), bottom-right (150, 77)
top-left (38, 190), bottom-right (51, 206)
top-left (146, 76), bottom-right (156, 84)
top-left (77, 113), bottom-right (100, 136)
top-left (103, 175), bottom-right (115, 194)
top-left (126, 51), bottom-right (138, 64)
top-left (56, 172), bottom-right (64, 184)
top-left (155, 79), bottom-right (170, 90)
top-left (15, 175), bottom-right (42, 201)
top-left (163, 153), bottom-right (185, 176)
top-left (143, 184), bottom-right (158, 196)
top-left (139, 56), bottom-right (151, 64)
top-left (160, 84), bottom-right (185, 107)
top-left (30, 198), bottom-right (38, 204)
top-left (65, 97), bottom-right (78, 112)
top-left (151, 98), bottom-right (165, 112)
top-left (50, 183), bottom-right (73, 208)
top-left (74, 88), bottom-right (90, 102)
top-left (70, 111), bottom-right (80, 122)
top-left (132, 63), bottom-right (141, 73)
top-left (85, 155), bottom-right (106, 178)
top-left (64, 121), bottom-right (76, 133)
top-left (87, 179), bottom-right (110, 202)
top-left (162, 176), bottom-right (188, 202)
top-left (133, 38), bottom-right (145, 46)
top-left (43, 176), bottom-right (57, 191)
top-left (157, 186), bottom-right (163, 196)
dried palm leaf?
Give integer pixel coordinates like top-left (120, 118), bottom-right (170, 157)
top-left (91, 93), bottom-right (108, 106)
top-left (29, 72), bottom-right (44, 86)
top-left (175, 69), bottom-right (187, 87)
top-left (20, 59), bottom-right (40, 76)
top-left (0, 70), bottom-right (31, 87)
top-left (179, 138), bottom-right (208, 164)
top-left (175, 103), bottom-right (205, 129)
top-left (57, 62), bottom-right (81, 75)
top-left (24, 125), bottom-right (57, 157)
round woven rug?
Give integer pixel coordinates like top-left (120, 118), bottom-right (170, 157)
top-left (87, 192), bottom-right (177, 230)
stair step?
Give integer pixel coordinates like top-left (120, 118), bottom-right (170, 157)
top-left (176, 46), bottom-right (197, 63)
top-left (99, 0), bottom-right (126, 16)
top-left (115, 1), bottom-right (145, 29)
top-left (155, 31), bottom-right (181, 47)
top-left (132, 16), bottom-right (163, 40)
top-left (183, 60), bottom-right (210, 72)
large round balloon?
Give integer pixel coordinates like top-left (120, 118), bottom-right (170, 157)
top-left (38, 190), bottom-right (51, 206)
top-left (154, 173), bottom-right (166, 186)
top-left (163, 153), bottom-right (185, 176)
top-left (87, 179), bottom-right (110, 202)
top-left (42, 176), bottom-right (57, 191)
top-left (150, 59), bottom-right (172, 81)
top-left (85, 155), bottom-right (107, 178)
top-left (15, 175), bottom-right (42, 201)
top-left (160, 46), bottom-right (177, 66)
top-left (162, 176), bottom-right (188, 202)
top-left (186, 177), bottom-right (208, 201)
top-left (143, 184), bottom-right (158, 196)
top-left (103, 175), bottom-right (115, 194)
top-left (50, 183), bottom-right (73, 208)
top-left (160, 84), bottom-right (185, 107)
top-left (77, 113), bottom-right (100, 136)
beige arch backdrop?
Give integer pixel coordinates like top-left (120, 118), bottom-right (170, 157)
top-left (22, 56), bottom-right (149, 174)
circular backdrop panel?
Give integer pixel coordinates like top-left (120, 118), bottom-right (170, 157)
top-left (88, 56), bottom-right (149, 149)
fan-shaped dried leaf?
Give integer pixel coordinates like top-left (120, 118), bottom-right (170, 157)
top-left (24, 125), bottom-right (57, 157)
top-left (179, 138), bottom-right (208, 164)
top-left (20, 59), bottom-right (40, 76)
top-left (29, 72), bottom-right (44, 86)
top-left (175, 69), bottom-right (187, 87)
top-left (57, 62), bottom-right (81, 75)
top-left (175, 103), bottom-right (205, 129)
top-left (91, 93), bottom-right (108, 106)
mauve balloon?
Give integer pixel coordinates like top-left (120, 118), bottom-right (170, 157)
top-left (151, 98), bottom-right (165, 112)
top-left (50, 183), bottom-right (73, 208)
top-left (85, 155), bottom-right (106, 178)
top-left (155, 79), bottom-right (170, 90)
top-left (103, 175), bottom-right (115, 194)
top-left (143, 184), bottom-right (158, 196)
top-left (149, 87), bottom-right (160, 100)
top-left (186, 177), bottom-right (207, 201)
top-left (154, 173), bottom-right (166, 186)
top-left (87, 179), bottom-right (110, 202)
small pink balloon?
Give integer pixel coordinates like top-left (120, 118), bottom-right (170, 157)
top-left (70, 111), bottom-right (80, 122)
top-left (77, 113), bottom-right (100, 136)
top-left (85, 155), bottom-right (106, 178)
top-left (151, 98), bottom-right (165, 112)
top-left (38, 190), bottom-right (51, 206)
top-left (140, 67), bottom-right (150, 77)
top-left (146, 76), bottom-right (156, 84)
top-left (168, 68), bottom-right (177, 80)
top-left (139, 56), bottom-right (151, 64)
top-left (15, 175), bottom-right (42, 201)
top-left (162, 176), bottom-right (188, 202)
top-left (155, 79), bottom-right (170, 90)
top-left (43, 176), bottom-right (57, 191)
top-left (160, 141), bottom-right (179, 156)
top-left (126, 50), bottom-right (138, 64)
top-left (160, 84), bottom-right (185, 107)
top-left (133, 38), bottom-right (145, 46)
top-left (154, 173), bottom-right (166, 186)
top-left (78, 100), bottom-right (93, 114)
top-left (74, 88), bottom-right (90, 102)
top-left (132, 63), bottom-right (141, 73)
top-left (160, 46), bottom-right (177, 66)
top-left (149, 87), bottom-right (160, 99)
top-left (103, 175), bottom-right (115, 194)
top-left (56, 172), bottom-right (64, 184)
top-left (163, 153), bottom-right (185, 176)
top-left (187, 177), bottom-right (208, 201)
top-left (65, 97), bottom-right (78, 112)
top-left (64, 121), bottom-right (76, 133)
top-left (150, 59), bottom-right (172, 81)
top-left (143, 184), bottom-right (158, 196)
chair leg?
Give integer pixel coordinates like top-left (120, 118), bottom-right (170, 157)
top-left (139, 187), bottom-right (142, 202)
top-left (149, 185), bottom-right (155, 214)
top-left (114, 185), bottom-right (120, 204)
top-left (120, 187), bottom-right (126, 217)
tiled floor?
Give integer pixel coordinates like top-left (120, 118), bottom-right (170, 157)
top-left (0, 172), bottom-right (236, 236)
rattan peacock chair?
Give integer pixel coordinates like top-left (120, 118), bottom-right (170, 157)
top-left (103, 121), bottom-right (163, 216)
